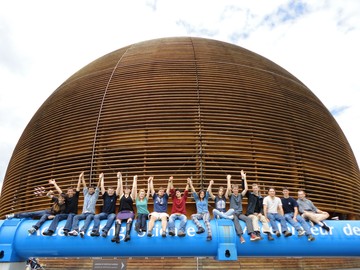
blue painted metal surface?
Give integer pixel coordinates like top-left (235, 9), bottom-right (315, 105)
top-left (0, 219), bottom-right (360, 262)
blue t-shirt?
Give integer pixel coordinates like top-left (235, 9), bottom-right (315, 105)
top-left (193, 191), bottom-right (209, 214)
top-left (153, 193), bottom-right (169, 213)
top-left (281, 197), bottom-right (298, 214)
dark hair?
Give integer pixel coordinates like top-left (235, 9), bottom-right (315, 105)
top-left (282, 187), bottom-right (289, 191)
top-left (198, 189), bottom-right (205, 200)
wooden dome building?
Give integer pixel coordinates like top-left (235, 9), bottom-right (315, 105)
top-left (0, 37), bottom-right (359, 219)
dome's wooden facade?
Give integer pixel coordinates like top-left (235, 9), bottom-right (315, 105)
top-left (0, 37), bottom-right (359, 218)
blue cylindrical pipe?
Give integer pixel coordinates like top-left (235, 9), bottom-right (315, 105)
top-left (0, 219), bottom-right (360, 262)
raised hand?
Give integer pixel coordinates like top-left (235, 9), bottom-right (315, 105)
top-left (49, 179), bottom-right (56, 185)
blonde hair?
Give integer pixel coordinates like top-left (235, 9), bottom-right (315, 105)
top-left (138, 189), bottom-right (146, 200)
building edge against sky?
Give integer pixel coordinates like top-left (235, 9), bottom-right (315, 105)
top-left (0, 37), bottom-right (359, 219)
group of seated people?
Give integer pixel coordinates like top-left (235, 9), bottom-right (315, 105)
top-left (5, 170), bottom-right (330, 243)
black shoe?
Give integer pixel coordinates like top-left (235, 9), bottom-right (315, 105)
top-left (322, 223), bottom-right (330, 232)
top-left (101, 230), bottom-right (108, 237)
top-left (63, 229), bottom-right (69, 236)
top-left (308, 235), bottom-right (316, 241)
top-left (206, 235), bottom-right (212, 241)
top-left (275, 231), bottom-right (281, 237)
top-left (284, 231), bottom-right (292, 237)
top-left (42, 230), bottom-right (54, 236)
top-left (267, 233), bottom-right (274, 241)
top-left (196, 227), bottom-right (205, 234)
top-left (147, 232), bottom-right (153, 237)
top-left (161, 232), bottom-right (166, 238)
top-left (79, 231), bottom-right (85, 238)
top-left (111, 236), bottom-right (120, 243)
top-left (255, 231), bottom-right (263, 240)
top-left (124, 234), bottom-right (130, 242)
top-left (169, 230), bottom-right (175, 236)
top-left (90, 231), bottom-right (100, 237)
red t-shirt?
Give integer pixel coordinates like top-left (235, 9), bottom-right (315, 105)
top-left (170, 189), bottom-right (188, 214)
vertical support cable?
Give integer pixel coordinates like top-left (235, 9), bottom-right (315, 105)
top-left (89, 47), bottom-right (131, 184)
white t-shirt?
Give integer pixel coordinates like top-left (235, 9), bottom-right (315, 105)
top-left (263, 196), bottom-right (282, 214)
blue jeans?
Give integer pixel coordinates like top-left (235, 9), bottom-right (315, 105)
top-left (33, 213), bottom-right (52, 229)
top-left (212, 209), bottom-right (234, 219)
top-left (63, 213), bottom-right (76, 231)
top-left (71, 212), bottom-right (94, 232)
top-left (267, 213), bottom-right (289, 233)
top-left (168, 214), bottom-right (187, 233)
top-left (284, 212), bottom-right (312, 236)
top-left (92, 212), bottom-right (116, 232)
top-left (15, 210), bottom-right (50, 219)
top-left (135, 213), bottom-right (148, 231)
top-left (47, 213), bottom-right (69, 232)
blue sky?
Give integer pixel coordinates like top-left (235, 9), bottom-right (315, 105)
top-left (0, 0), bottom-right (359, 191)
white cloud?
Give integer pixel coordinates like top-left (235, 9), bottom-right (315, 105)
top-left (1, 0), bottom-right (359, 191)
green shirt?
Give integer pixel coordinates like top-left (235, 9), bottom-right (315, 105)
top-left (136, 198), bottom-right (149, 214)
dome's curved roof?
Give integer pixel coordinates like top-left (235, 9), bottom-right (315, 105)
top-left (1, 37), bottom-right (359, 217)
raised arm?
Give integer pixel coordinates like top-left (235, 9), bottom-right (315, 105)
top-left (117, 172), bottom-right (123, 196)
top-left (225, 174), bottom-right (231, 199)
top-left (189, 178), bottom-right (196, 193)
top-left (240, 170), bottom-right (248, 196)
top-left (150, 176), bottom-right (155, 196)
top-left (99, 173), bottom-right (105, 195)
top-left (208, 180), bottom-right (215, 200)
top-left (80, 171), bottom-right (86, 189)
top-left (49, 179), bottom-right (62, 194)
top-left (76, 172), bottom-right (83, 192)
top-left (96, 173), bottom-right (101, 188)
top-left (146, 176), bottom-right (152, 200)
top-left (131, 175), bottom-right (137, 200)
top-left (167, 176), bottom-right (173, 194)
top-left (185, 178), bottom-right (190, 192)
top-left (46, 190), bottom-right (55, 199)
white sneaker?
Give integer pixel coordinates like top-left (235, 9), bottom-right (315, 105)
top-left (69, 230), bottom-right (78, 236)
top-left (5, 213), bottom-right (14, 219)
top-left (298, 229), bottom-right (306, 236)
top-left (228, 215), bottom-right (234, 220)
top-left (28, 227), bottom-right (37, 234)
